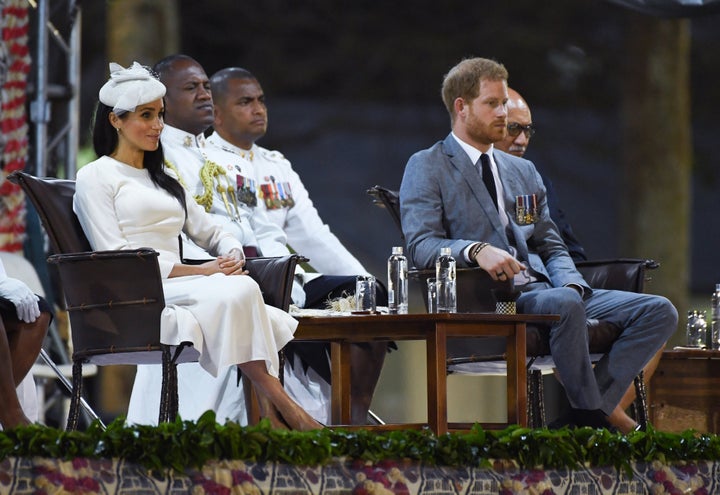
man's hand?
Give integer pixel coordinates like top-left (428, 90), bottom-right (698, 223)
top-left (473, 245), bottom-right (526, 282)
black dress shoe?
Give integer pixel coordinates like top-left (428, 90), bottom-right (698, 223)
top-left (570, 408), bottom-right (613, 429)
top-left (547, 411), bottom-right (576, 430)
top-left (547, 408), bottom-right (615, 431)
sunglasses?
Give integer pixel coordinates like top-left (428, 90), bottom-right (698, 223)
top-left (507, 122), bottom-right (536, 138)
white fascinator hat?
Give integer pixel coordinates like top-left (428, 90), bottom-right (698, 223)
top-left (98, 61), bottom-right (166, 115)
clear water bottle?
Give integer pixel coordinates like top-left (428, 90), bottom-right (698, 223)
top-left (686, 310), bottom-right (707, 348)
top-left (435, 247), bottom-right (457, 313)
top-left (711, 284), bottom-right (720, 350)
top-left (387, 246), bottom-right (408, 314)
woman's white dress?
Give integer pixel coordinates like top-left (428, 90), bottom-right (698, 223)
top-left (73, 156), bottom-right (297, 380)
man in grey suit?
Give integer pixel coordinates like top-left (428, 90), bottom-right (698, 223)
top-left (399, 57), bottom-right (678, 433)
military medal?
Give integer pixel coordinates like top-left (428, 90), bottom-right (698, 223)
top-left (236, 174), bottom-right (258, 207)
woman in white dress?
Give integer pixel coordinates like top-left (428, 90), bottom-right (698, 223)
top-left (73, 62), bottom-right (321, 431)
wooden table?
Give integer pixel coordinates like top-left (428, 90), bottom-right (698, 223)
top-left (294, 312), bottom-right (559, 434)
top-left (648, 348), bottom-right (720, 433)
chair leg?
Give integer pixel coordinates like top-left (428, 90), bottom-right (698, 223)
top-left (631, 370), bottom-right (648, 429)
top-left (527, 369), bottom-right (535, 427)
top-left (527, 369), bottom-right (545, 428)
top-left (368, 409), bottom-right (386, 425)
top-left (168, 361), bottom-right (179, 422)
top-left (66, 360), bottom-right (83, 431)
top-left (278, 349), bottom-right (285, 386)
top-left (38, 349), bottom-right (105, 428)
top-left (159, 346), bottom-right (176, 423)
top-left (536, 370), bottom-right (545, 427)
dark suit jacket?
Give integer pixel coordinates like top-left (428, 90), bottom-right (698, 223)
top-left (540, 173), bottom-right (588, 262)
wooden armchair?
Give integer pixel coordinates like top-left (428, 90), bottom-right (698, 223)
top-left (9, 171), bottom-right (300, 429)
top-left (367, 185), bottom-right (655, 427)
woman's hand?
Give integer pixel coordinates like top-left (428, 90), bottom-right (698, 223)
top-left (169, 248), bottom-right (248, 278)
top-left (217, 247), bottom-right (247, 276)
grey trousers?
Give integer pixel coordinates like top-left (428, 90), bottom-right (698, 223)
top-left (517, 286), bottom-right (678, 413)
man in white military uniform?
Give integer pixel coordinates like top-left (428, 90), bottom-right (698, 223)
top-left (205, 67), bottom-right (390, 424)
top-left (127, 55), bottom-right (327, 425)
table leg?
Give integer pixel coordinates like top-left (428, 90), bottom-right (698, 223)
top-left (505, 322), bottom-right (528, 426)
top-left (427, 323), bottom-right (448, 435)
top-left (330, 341), bottom-right (353, 425)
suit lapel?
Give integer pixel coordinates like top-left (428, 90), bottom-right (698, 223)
top-left (443, 135), bottom-right (506, 239)
top-left (493, 152), bottom-right (533, 263)
top-left (493, 151), bottom-right (520, 211)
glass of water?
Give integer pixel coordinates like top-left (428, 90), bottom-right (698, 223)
top-left (426, 277), bottom-right (437, 313)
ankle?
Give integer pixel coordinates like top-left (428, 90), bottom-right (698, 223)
top-left (606, 410), bottom-right (637, 434)
top-left (0, 410), bottom-right (31, 430)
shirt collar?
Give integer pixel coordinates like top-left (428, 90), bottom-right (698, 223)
top-left (451, 132), bottom-right (495, 166)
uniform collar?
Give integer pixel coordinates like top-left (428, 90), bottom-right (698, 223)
top-left (207, 132), bottom-right (257, 161)
top-left (162, 124), bottom-right (206, 149)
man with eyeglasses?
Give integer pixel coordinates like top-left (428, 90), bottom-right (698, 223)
top-left (400, 57), bottom-right (677, 433)
top-left (493, 85), bottom-right (663, 424)
top-left (495, 88), bottom-right (587, 262)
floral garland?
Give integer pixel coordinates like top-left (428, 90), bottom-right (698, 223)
top-left (0, 0), bottom-right (31, 252)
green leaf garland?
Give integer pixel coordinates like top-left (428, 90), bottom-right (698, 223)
top-left (2, 413), bottom-right (720, 473)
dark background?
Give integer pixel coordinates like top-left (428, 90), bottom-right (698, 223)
top-left (73, 0), bottom-right (720, 293)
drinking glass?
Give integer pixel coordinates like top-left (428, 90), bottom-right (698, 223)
top-left (354, 275), bottom-right (376, 312)
top-left (426, 277), bottom-right (437, 313)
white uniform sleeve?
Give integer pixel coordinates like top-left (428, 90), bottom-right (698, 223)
top-left (251, 205), bottom-right (291, 257)
top-left (182, 195), bottom-right (243, 258)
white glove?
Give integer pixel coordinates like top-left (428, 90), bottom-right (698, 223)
top-left (0, 278), bottom-right (41, 323)
top-left (291, 279), bottom-right (306, 308)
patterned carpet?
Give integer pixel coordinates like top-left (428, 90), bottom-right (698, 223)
top-left (0, 457), bottom-right (716, 494)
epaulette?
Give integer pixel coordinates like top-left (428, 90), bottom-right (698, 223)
top-left (258, 147), bottom-right (286, 162)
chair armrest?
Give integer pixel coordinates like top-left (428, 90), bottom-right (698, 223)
top-left (245, 255), bottom-right (305, 311)
top-left (47, 248), bottom-right (167, 356)
top-left (47, 248), bottom-right (164, 310)
top-left (48, 248), bottom-right (160, 264)
top-left (183, 254), bottom-right (305, 311)
top-left (575, 258), bottom-right (659, 293)
top-left (182, 257), bottom-right (211, 265)
top-left (410, 256), bottom-right (659, 311)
